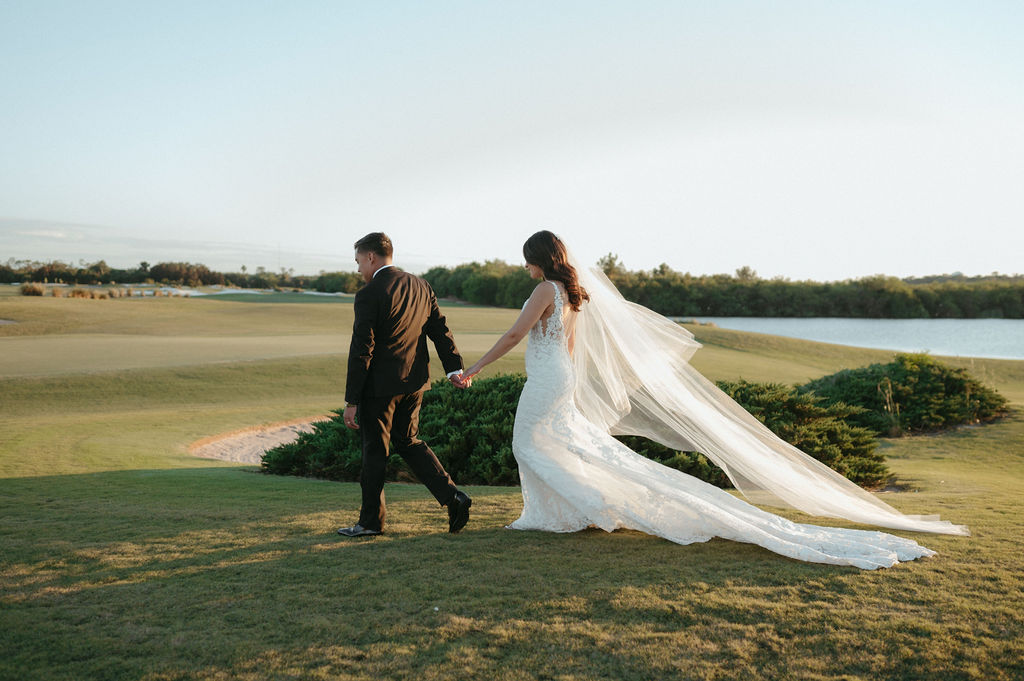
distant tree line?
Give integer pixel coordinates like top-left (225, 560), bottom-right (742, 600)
top-left (423, 260), bottom-right (539, 309)
top-left (421, 255), bottom-right (1024, 319)
top-left (0, 258), bottom-right (362, 292)
top-left (5, 256), bottom-right (1022, 317)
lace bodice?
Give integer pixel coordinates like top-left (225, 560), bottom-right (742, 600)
top-left (528, 281), bottom-right (567, 349)
top-left (523, 281), bottom-right (575, 395)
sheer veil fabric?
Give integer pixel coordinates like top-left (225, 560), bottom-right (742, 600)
top-left (567, 252), bottom-right (969, 537)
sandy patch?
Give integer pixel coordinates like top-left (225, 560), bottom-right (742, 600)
top-left (190, 415), bottom-right (333, 465)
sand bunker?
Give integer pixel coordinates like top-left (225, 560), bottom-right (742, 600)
top-left (190, 415), bottom-right (332, 464)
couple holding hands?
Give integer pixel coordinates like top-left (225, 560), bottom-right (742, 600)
top-left (337, 230), bottom-right (966, 569)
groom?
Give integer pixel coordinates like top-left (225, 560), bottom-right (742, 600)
top-left (338, 232), bottom-right (472, 537)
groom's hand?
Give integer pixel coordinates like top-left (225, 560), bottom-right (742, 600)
top-left (343, 405), bottom-right (359, 430)
top-left (449, 371), bottom-right (471, 389)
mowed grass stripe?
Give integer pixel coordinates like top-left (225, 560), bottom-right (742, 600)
top-left (0, 334), bottom-right (349, 377)
top-left (0, 293), bottom-right (518, 337)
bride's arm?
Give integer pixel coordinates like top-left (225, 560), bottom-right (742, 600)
top-left (463, 284), bottom-right (554, 379)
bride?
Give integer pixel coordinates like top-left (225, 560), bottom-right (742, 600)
top-left (460, 230), bottom-right (968, 569)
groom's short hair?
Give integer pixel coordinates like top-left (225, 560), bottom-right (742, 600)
top-left (354, 232), bottom-right (394, 258)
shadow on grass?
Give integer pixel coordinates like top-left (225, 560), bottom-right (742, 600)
top-left (1, 467), bottom-right (1011, 681)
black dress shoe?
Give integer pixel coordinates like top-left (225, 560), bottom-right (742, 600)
top-left (337, 524), bottom-right (382, 537)
top-left (447, 491), bottom-right (472, 533)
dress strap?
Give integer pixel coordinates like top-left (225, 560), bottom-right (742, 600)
top-left (540, 280), bottom-right (564, 335)
top-left (547, 280), bottom-right (561, 304)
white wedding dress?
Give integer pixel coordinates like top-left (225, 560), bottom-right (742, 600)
top-left (508, 281), bottom-right (953, 569)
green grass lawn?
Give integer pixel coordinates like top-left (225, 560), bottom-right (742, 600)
top-left (199, 291), bottom-right (354, 304)
top-left (1, 296), bottom-right (1022, 680)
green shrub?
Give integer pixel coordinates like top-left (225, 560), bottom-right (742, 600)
top-left (260, 410), bottom-right (365, 480)
top-left (718, 380), bottom-right (886, 486)
top-left (262, 375), bottom-right (525, 485)
top-left (618, 380), bottom-right (887, 488)
top-left (262, 375), bottom-right (888, 488)
top-left (415, 374), bottom-right (522, 484)
top-left (614, 436), bottom-right (732, 488)
top-left (800, 353), bottom-right (1009, 436)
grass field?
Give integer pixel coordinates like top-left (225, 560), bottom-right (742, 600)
top-left (1, 294), bottom-right (1022, 680)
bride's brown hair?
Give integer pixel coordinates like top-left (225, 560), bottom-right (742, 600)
top-left (523, 230), bottom-right (590, 311)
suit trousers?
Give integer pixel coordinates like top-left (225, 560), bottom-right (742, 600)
top-left (357, 391), bottom-right (458, 531)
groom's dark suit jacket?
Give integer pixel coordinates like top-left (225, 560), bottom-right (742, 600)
top-left (345, 267), bottom-right (462, 405)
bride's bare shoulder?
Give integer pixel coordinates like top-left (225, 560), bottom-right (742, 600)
top-left (529, 282), bottom-right (557, 301)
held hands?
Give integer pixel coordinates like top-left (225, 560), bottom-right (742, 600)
top-left (449, 364), bottom-right (482, 389)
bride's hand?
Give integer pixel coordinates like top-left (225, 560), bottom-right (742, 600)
top-left (463, 363), bottom-right (482, 383)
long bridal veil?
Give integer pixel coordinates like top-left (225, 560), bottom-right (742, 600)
top-left (568, 253), bottom-right (969, 536)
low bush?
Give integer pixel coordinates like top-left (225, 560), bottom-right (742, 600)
top-left (800, 353), bottom-right (1008, 436)
top-left (617, 380), bottom-right (886, 488)
top-left (415, 374), bottom-right (522, 484)
top-left (260, 410), bottom-right (364, 481)
top-left (262, 375), bottom-right (524, 485)
top-left (262, 375), bottom-right (887, 488)
top-left (613, 436), bottom-right (732, 488)
top-left (20, 283), bottom-right (44, 296)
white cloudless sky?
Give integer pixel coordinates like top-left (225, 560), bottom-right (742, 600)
top-left (1, 1), bottom-right (1022, 279)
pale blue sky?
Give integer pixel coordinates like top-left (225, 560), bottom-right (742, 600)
top-left (1, 1), bottom-right (1022, 279)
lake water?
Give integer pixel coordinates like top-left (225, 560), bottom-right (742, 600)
top-left (682, 317), bottom-right (1024, 360)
